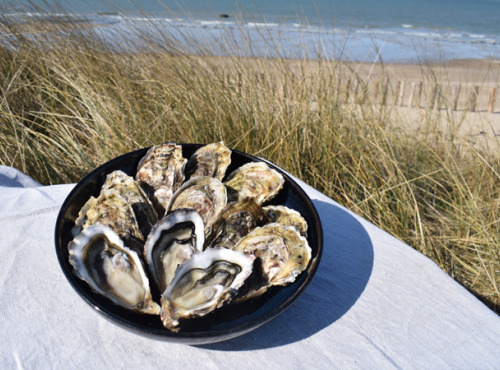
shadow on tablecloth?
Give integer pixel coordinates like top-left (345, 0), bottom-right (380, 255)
top-left (198, 199), bottom-right (374, 350)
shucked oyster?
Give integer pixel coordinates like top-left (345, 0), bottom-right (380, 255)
top-left (144, 208), bottom-right (205, 293)
top-left (185, 142), bottom-right (232, 181)
top-left (225, 162), bottom-right (284, 204)
top-left (263, 205), bottom-right (308, 237)
top-left (233, 223), bottom-right (311, 301)
top-left (102, 170), bottom-right (158, 238)
top-left (167, 176), bottom-right (227, 236)
top-left (206, 198), bottom-right (269, 250)
top-left (160, 248), bottom-right (255, 331)
top-left (136, 143), bottom-right (187, 217)
top-left (72, 189), bottom-right (144, 253)
top-left (69, 224), bottom-right (160, 315)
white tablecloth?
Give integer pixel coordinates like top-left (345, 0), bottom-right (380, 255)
top-left (1, 165), bottom-right (498, 369)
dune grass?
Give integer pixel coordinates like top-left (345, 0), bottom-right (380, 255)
top-left (0, 13), bottom-right (499, 312)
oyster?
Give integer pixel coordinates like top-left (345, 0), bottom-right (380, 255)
top-left (185, 142), bottom-right (232, 181)
top-left (144, 208), bottom-right (205, 293)
top-left (167, 176), bottom-right (227, 236)
top-left (160, 248), bottom-right (255, 331)
top-left (263, 205), bottom-right (308, 237)
top-left (206, 198), bottom-right (269, 250)
top-left (136, 143), bottom-right (187, 217)
top-left (68, 224), bottom-right (160, 315)
top-left (72, 189), bottom-right (144, 253)
top-left (225, 162), bottom-right (284, 204)
top-left (232, 223), bottom-right (311, 300)
top-left (102, 170), bottom-right (158, 238)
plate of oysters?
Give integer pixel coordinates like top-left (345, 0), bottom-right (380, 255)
top-left (55, 142), bottom-right (323, 344)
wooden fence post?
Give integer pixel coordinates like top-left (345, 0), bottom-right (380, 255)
top-left (416, 81), bottom-right (423, 108)
top-left (398, 80), bottom-right (405, 107)
top-left (394, 81), bottom-right (401, 106)
top-left (430, 84), bottom-right (439, 110)
top-left (452, 84), bottom-right (461, 111)
top-left (238, 72), bottom-right (242, 95)
top-left (469, 85), bottom-right (479, 112)
top-left (488, 87), bottom-right (496, 113)
top-left (408, 82), bottom-right (416, 107)
top-left (382, 78), bottom-right (389, 106)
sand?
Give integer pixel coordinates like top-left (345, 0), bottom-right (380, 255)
top-left (288, 57), bottom-right (500, 154)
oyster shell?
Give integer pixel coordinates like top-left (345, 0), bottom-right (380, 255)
top-left (225, 162), bottom-right (284, 204)
top-left (167, 176), bottom-right (227, 236)
top-left (263, 205), bottom-right (308, 237)
top-left (72, 189), bottom-right (144, 253)
top-left (144, 208), bottom-right (205, 293)
top-left (232, 223), bottom-right (311, 300)
top-left (102, 170), bottom-right (158, 238)
top-left (68, 224), bottom-right (160, 315)
top-left (160, 248), bottom-right (255, 331)
top-left (185, 141), bottom-right (232, 181)
top-left (136, 143), bottom-right (187, 217)
top-left (206, 198), bottom-right (269, 250)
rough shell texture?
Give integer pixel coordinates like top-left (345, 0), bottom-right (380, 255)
top-left (102, 170), bottom-right (158, 238)
top-left (233, 223), bottom-right (311, 301)
top-left (160, 248), bottom-right (255, 331)
top-left (185, 142), bottom-right (232, 181)
top-left (206, 198), bottom-right (269, 250)
top-left (144, 208), bottom-right (205, 293)
top-left (72, 189), bottom-right (144, 253)
top-left (68, 224), bottom-right (160, 315)
top-left (263, 205), bottom-right (308, 236)
top-left (135, 143), bottom-right (187, 217)
top-left (167, 176), bottom-right (227, 237)
top-left (224, 162), bottom-right (284, 204)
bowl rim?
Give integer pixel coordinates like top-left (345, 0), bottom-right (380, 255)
top-left (55, 144), bottom-right (323, 343)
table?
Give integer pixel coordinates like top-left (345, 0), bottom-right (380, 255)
top-left (1, 165), bottom-right (498, 369)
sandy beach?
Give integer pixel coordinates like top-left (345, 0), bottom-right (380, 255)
top-left (275, 57), bottom-right (500, 153)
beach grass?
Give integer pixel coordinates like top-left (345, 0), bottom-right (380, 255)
top-left (0, 13), bottom-right (499, 312)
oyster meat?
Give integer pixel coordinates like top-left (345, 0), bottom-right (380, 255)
top-left (167, 176), bottom-right (227, 236)
top-left (263, 205), bottom-right (308, 237)
top-left (72, 189), bottom-right (144, 253)
top-left (144, 208), bottom-right (205, 293)
top-left (225, 162), bottom-right (284, 204)
top-left (232, 223), bottom-right (311, 300)
top-left (68, 224), bottom-right (160, 315)
top-left (160, 248), bottom-right (255, 331)
top-left (136, 142), bottom-right (187, 216)
top-left (102, 170), bottom-right (158, 237)
top-left (185, 141), bottom-right (231, 181)
top-left (206, 198), bottom-right (269, 249)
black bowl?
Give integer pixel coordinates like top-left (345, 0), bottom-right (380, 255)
top-left (55, 144), bottom-right (323, 344)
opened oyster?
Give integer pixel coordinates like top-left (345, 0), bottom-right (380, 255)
top-left (144, 208), bottom-right (205, 293)
top-left (225, 162), bottom-right (284, 204)
top-left (233, 223), bottom-right (312, 301)
top-left (72, 188), bottom-right (144, 253)
top-left (185, 141), bottom-right (231, 181)
top-left (69, 224), bottom-right (160, 315)
top-left (102, 170), bottom-right (158, 237)
top-left (136, 142), bottom-right (187, 216)
top-left (206, 198), bottom-right (269, 249)
top-left (167, 176), bottom-right (227, 236)
top-left (263, 205), bottom-right (308, 237)
top-left (160, 248), bottom-right (255, 331)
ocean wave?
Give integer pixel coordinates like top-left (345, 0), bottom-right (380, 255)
top-left (2, 11), bottom-right (499, 61)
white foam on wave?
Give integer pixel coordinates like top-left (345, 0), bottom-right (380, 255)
top-left (247, 22), bottom-right (279, 28)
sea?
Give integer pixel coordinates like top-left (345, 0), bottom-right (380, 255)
top-left (2, 0), bottom-right (500, 62)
